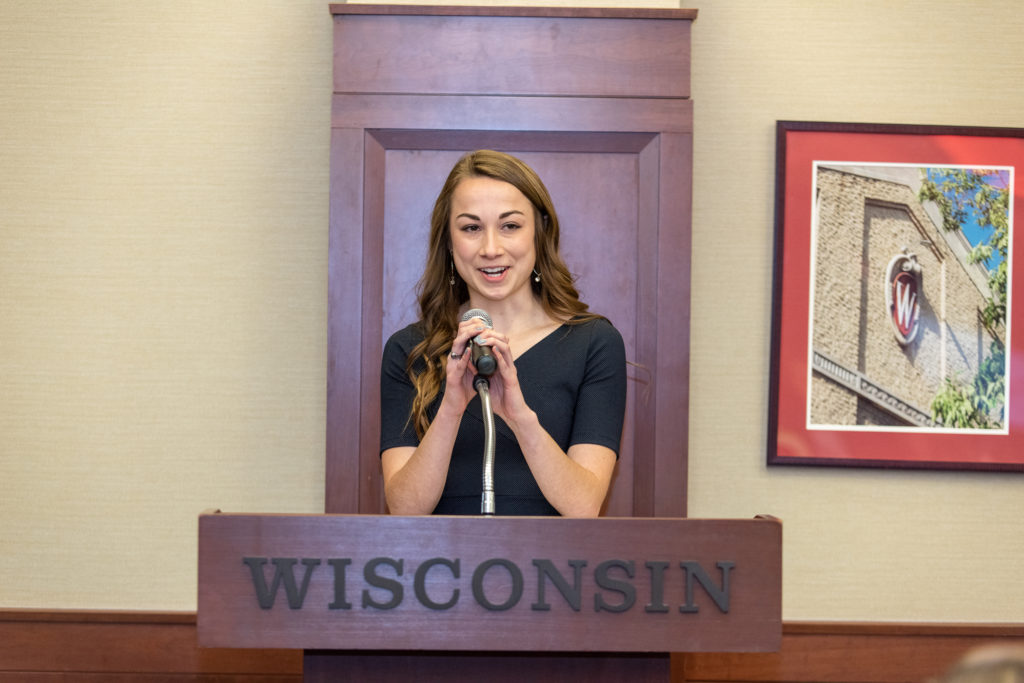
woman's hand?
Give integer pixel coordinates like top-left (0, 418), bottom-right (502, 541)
top-left (444, 316), bottom-right (498, 411)
top-left (460, 324), bottom-right (534, 429)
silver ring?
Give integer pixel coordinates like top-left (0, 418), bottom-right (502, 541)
top-left (449, 351), bottom-right (463, 360)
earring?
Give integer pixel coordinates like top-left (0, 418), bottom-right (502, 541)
top-left (450, 257), bottom-right (456, 286)
top-left (533, 268), bottom-right (541, 283)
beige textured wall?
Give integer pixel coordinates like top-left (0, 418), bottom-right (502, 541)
top-left (2, 0), bottom-right (1023, 621)
top-left (0, 2), bottom-right (331, 608)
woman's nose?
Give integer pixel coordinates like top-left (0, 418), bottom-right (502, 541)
top-left (480, 227), bottom-right (502, 256)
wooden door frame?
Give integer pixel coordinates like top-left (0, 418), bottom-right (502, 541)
top-left (326, 5), bottom-right (696, 516)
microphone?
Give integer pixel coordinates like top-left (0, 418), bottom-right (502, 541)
top-left (460, 308), bottom-right (496, 515)
top-left (461, 308), bottom-right (497, 377)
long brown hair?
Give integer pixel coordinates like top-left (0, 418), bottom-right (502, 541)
top-left (406, 150), bottom-right (597, 437)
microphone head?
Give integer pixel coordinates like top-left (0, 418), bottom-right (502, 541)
top-left (461, 308), bottom-right (493, 328)
top-left (462, 308), bottom-right (497, 377)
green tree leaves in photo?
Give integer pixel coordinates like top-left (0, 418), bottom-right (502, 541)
top-left (919, 168), bottom-right (1009, 429)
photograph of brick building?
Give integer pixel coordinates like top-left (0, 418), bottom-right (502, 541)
top-left (808, 163), bottom-right (1010, 431)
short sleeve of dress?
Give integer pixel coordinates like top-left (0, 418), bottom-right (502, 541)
top-left (569, 318), bottom-right (627, 455)
top-left (379, 324), bottom-right (424, 453)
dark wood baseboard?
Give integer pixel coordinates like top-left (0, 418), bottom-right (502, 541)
top-left (0, 609), bottom-right (301, 682)
top-left (685, 622), bottom-right (1024, 683)
top-left (1, 610), bottom-right (1021, 682)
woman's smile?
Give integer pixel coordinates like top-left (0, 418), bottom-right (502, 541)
top-left (479, 265), bottom-right (510, 280)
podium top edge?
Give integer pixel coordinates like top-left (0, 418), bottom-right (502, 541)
top-left (329, 4), bottom-right (698, 21)
top-left (198, 512), bottom-right (778, 525)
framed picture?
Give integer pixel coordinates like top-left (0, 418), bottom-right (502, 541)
top-left (768, 121), bottom-right (1024, 471)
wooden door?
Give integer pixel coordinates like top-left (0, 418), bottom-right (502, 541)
top-left (327, 5), bottom-right (696, 517)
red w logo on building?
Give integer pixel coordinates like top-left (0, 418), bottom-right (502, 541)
top-left (885, 252), bottom-right (922, 346)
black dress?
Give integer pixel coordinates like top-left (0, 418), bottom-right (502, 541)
top-left (379, 317), bottom-right (627, 515)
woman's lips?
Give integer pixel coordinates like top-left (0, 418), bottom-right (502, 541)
top-left (479, 266), bottom-right (509, 280)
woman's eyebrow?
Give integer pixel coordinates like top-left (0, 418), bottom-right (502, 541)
top-left (454, 209), bottom-right (526, 221)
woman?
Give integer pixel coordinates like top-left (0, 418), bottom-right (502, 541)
top-left (379, 150), bottom-right (626, 516)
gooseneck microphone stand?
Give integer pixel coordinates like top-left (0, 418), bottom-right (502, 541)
top-left (474, 374), bottom-right (496, 515)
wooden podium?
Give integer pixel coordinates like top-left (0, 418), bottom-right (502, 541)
top-left (198, 513), bottom-right (781, 681)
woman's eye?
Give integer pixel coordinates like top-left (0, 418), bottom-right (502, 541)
top-left (460, 223), bottom-right (480, 232)
top-left (502, 222), bottom-right (521, 231)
